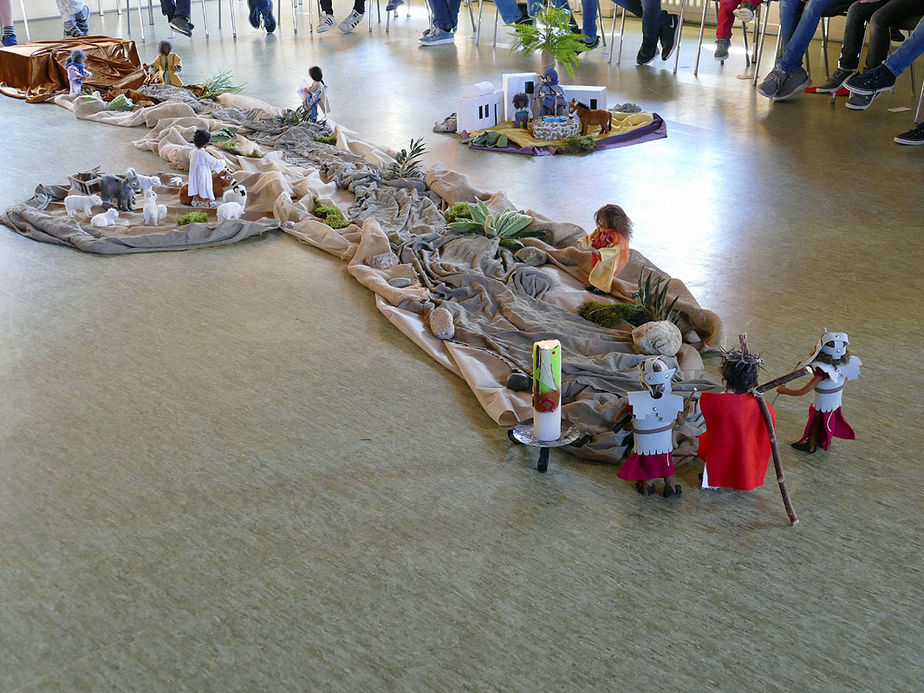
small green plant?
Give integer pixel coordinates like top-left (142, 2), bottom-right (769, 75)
top-left (578, 301), bottom-right (647, 328)
top-left (471, 131), bottom-right (509, 148)
top-left (106, 93), bottom-right (136, 111)
top-left (312, 198), bottom-right (349, 229)
top-left (445, 202), bottom-right (473, 223)
top-left (447, 199), bottom-right (544, 250)
top-left (384, 137), bottom-right (426, 180)
top-left (216, 139), bottom-right (244, 155)
top-left (558, 135), bottom-right (595, 154)
top-left (177, 211), bottom-right (209, 226)
top-left (313, 133), bottom-right (337, 145)
top-left (281, 105), bottom-right (312, 125)
top-left (508, 4), bottom-right (589, 78)
top-left (247, 148), bottom-right (264, 158)
top-left (197, 71), bottom-right (244, 100)
top-left (635, 270), bottom-right (681, 323)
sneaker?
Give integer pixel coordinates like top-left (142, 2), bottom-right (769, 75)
top-left (74, 5), bottom-right (90, 35)
top-left (894, 121), bottom-right (924, 145)
top-left (714, 37), bottom-right (730, 61)
top-left (636, 36), bottom-right (658, 65)
top-left (890, 27), bottom-right (905, 43)
top-left (772, 65), bottom-right (810, 100)
top-left (339, 9), bottom-right (364, 32)
top-left (845, 63), bottom-right (897, 95)
top-left (263, 2), bottom-right (276, 33)
top-left (317, 12), bottom-right (335, 33)
top-left (733, 3), bottom-right (756, 22)
top-left (816, 67), bottom-right (855, 93)
top-left (845, 90), bottom-right (880, 110)
top-left (169, 15), bottom-right (194, 36)
top-left (247, 0), bottom-right (261, 28)
top-left (659, 14), bottom-right (681, 61)
top-left (63, 22), bottom-right (82, 37)
top-left (419, 27), bottom-right (455, 45)
top-left (1, 33), bottom-right (17, 47)
top-left (581, 35), bottom-right (600, 50)
top-left (385, 0), bottom-right (404, 9)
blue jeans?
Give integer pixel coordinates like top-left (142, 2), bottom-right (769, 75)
top-left (884, 14), bottom-right (924, 76)
top-left (160, 0), bottom-right (191, 17)
top-left (527, 0), bottom-right (571, 17)
top-left (431, 0), bottom-right (462, 30)
top-left (608, 0), bottom-right (668, 40)
top-left (777, 0), bottom-right (837, 72)
top-left (495, 0), bottom-right (526, 24)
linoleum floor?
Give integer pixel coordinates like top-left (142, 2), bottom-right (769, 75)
top-left (0, 6), bottom-right (922, 691)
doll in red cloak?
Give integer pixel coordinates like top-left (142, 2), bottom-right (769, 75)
top-left (699, 349), bottom-right (774, 491)
top-left (578, 204), bottom-right (632, 295)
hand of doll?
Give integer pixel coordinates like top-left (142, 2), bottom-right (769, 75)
top-left (175, 66), bottom-right (182, 72)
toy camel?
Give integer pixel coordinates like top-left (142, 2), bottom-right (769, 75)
top-left (568, 99), bottom-right (612, 137)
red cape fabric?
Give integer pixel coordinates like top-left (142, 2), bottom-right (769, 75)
top-left (698, 393), bottom-right (774, 491)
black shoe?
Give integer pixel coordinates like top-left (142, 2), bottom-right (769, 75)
top-left (845, 64), bottom-right (897, 95)
top-left (637, 37), bottom-right (658, 65)
top-left (263, 2), bottom-right (276, 33)
top-left (248, 0), bottom-right (261, 28)
top-left (894, 121), bottom-right (924, 145)
top-left (585, 285), bottom-right (607, 295)
top-left (659, 14), bottom-right (681, 61)
top-left (169, 15), bottom-right (194, 36)
top-left (581, 35), bottom-right (600, 50)
top-left (890, 27), bottom-right (905, 43)
top-left (636, 481), bottom-right (656, 496)
top-left (791, 441), bottom-right (817, 453)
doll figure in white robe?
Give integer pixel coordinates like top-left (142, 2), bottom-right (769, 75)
top-left (188, 128), bottom-right (226, 207)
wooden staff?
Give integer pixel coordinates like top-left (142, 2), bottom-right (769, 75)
top-left (756, 366), bottom-right (813, 394)
top-left (739, 334), bottom-right (799, 526)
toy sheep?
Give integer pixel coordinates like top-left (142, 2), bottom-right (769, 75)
top-left (142, 189), bottom-right (168, 226)
top-left (168, 176), bottom-right (184, 187)
top-left (90, 208), bottom-right (120, 227)
top-left (217, 201), bottom-right (244, 222)
top-left (222, 183), bottom-right (247, 206)
top-left (127, 168), bottom-right (162, 192)
top-left (64, 193), bottom-right (103, 218)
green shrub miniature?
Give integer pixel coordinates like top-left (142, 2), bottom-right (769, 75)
top-left (313, 198), bottom-right (350, 229)
top-left (177, 211), bottom-right (209, 226)
top-left (577, 300), bottom-right (648, 328)
top-left (313, 133), bottom-right (337, 145)
top-left (445, 202), bottom-right (473, 223)
top-left (558, 135), bottom-right (596, 155)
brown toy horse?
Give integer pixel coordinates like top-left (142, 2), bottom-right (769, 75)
top-left (178, 168), bottom-right (236, 206)
top-left (568, 99), bottom-right (612, 137)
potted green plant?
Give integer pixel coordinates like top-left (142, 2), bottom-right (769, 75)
top-left (508, 4), bottom-right (588, 78)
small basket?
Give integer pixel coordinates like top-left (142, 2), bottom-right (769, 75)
top-left (68, 167), bottom-right (101, 195)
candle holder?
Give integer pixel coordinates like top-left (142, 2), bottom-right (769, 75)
top-left (507, 419), bottom-right (588, 473)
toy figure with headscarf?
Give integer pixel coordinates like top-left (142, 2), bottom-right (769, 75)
top-left (65, 49), bottom-right (92, 96)
top-left (149, 40), bottom-right (183, 86)
top-left (537, 68), bottom-right (566, 117)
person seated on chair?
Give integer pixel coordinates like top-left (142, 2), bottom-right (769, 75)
top-left (247, 0), bottom-right (276, 33)
top-left (713, 0), bottom-right (763, 60)
top-left (845, 14), bottom-right (924, 143)
top-left (419, 0), bottom-right (532, 46)
top-left (56, 0), bottom-right (90, 37)
top-left (757, 0), bottom-right (856, 101)
top-left (159, 0), bottom-right (195, 37)
top-left (580, 0), bottom-right (682, 65)
top-left (1, 0), bottom-right (16, 46)
top-left (315, 0), bottom-right (367, 33)
top-left (816, 0), bottom-right (922, 110)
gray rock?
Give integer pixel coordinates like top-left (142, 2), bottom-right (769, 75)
top-left (365, 252), bottom-right (399, 270)
top-left (381, 178), bottom-right (427, 192)
top-left (388, 277), bottom-right (413, 288)
top-left (683, 330), bottom-right (701, 344)
top-left (281, 220), bottom-right (296, 229)
top-left (506, 373), bottom-right (532, 392)
top-left (429, 306), bottom-right (455, 340)
top-left (514, 247), bottom-right (548, 267)
top-left (632, 320), bottom-right (683, 356)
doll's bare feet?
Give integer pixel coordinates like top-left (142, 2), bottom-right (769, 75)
top-left (662, 475), bottom-right (682, 498)
top-left (791, 441), bottom-right (817, 453)
top-left (635, 480), bottom-right (656, 496)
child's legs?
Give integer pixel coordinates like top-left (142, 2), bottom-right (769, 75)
top-left (716, 0), bottom-right (738, 39)
top-left (319, 0), bottom-right (332, 11)
top-left (56, 0), bottom-right (86, 19)
top-left (0, 0), bottom-right (13, 27)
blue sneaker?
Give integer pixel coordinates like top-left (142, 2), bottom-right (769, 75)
top-left (845, 63), bottom-right (897, 96)
top-left (386, 0), bottom-right (404, 9)
top-left (247, 0), bottom-right (261, 28)
top-left (262, 1), bottom-right (276, 33)
top-left (1, 33), bottom-right (16, 47)
top-left (419, 27), bottom-right (454, 45)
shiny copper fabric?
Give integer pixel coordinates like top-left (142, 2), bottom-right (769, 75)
top-left (0, 36), bottom-right (145, 102)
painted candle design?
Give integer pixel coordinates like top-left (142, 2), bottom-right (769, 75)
top-left (532, 339), bottom-right (562, 441)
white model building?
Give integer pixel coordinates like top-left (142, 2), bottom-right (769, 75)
top-left (559, 84), bottom-right (607, 111)
top-left (502, 72), bottom-right (540, 120)
top-left (456, 82), bottom-right (505, 133)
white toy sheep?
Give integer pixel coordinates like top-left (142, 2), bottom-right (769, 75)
top-left (127, 168), bottom-right (162, 192)
top-left (168, 176), bottom-right (184, 188)
top-left (64, 193), bottom-right (103, 218)
top-left (90, 208), bottom-right (120, 227)
top-left (222, 183), bottom-right (247, 206)
top-left (142, 189), bottom-right (168, 226)
top-left (217, 201), bottom-right (244, 222)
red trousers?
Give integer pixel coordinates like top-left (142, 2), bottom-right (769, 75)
top-left (717, 0), bottom-right (749, 39)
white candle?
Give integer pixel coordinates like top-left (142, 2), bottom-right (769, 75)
top-left (532, 339), bottom-right (562, 441)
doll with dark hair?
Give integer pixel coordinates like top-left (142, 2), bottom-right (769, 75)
top-left (776, 330), bottom-right (860, 453)
top-left (187, 129), bottom-right (226, 208)
top-left (298, 66), bottom-right (330, 122)
top-left (578, 204), bottom-right (633, 294)
top-left (65, 49), bottom-right (92, 96)
top-left (512, 93), bottom-right (530, 129)
top-left (698, 348), bottom-right (776, 491)
top-left (150, 40), bottom-right (183, 86)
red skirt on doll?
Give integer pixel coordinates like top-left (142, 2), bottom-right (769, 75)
top-left (798, 405), bottom-right (855, 450)
top-left (617, 452), bottom-right (674, 481)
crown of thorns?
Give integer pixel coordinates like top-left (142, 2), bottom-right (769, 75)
top-left (720, 348), bottom-right (763, 369)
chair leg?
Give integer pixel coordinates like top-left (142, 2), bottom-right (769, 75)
top-left (17, 0), bottom-right (30, 42)
top-left (915, 77), bottom-right (923, 121)
top-left (596, 0), bottom-right (607, 47)
top-left (475, 0), bottom-right (483, 45)
top-left (98, 0), bottom-right (103, 18)
top-left (200, 0), bottom-right (209, 38)
top-left (742, 20), bottom-right (750, 67)
top-left (466, 0), bottom-right (476, 31)
top-left (493, 7), bottom-right (498, 47)
top-left (822, 16), bottom-right (830, 79)
top-left (292, 0), bottom-right (299, 34)
top-left (911, 62), bottom-right (917, 99)
top-left (694, 0), bottom-right (709, 77)
top-left (230, 0), bottom-right (237, 38)
top-left (617, 8), bottom-right (626, 65)
top-left (673, 0), bottom-right (687, 75)
top-left (149, 0), bottom-right (155, 25)
top-left (753, 1), bottom-right (772, 86)
top-left (136, 0), bottom-right (146, 41)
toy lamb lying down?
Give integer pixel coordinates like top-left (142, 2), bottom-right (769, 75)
top-left (91, 208), bottom-right (120, 227)
top-left (64, 193), bottom-right (103, 218)
top-left (142, 190), bottom-right (168, 226)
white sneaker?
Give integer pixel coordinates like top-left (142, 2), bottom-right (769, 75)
top-left (338, 9), bottom-right (364, 33)
top-left (317, 12), bottom-right (334, 33)
top-left (733, 5), bottom-right (755, 22)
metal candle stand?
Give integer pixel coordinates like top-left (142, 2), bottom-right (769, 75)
top-left (507, 420), bottom-right (587, 473)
